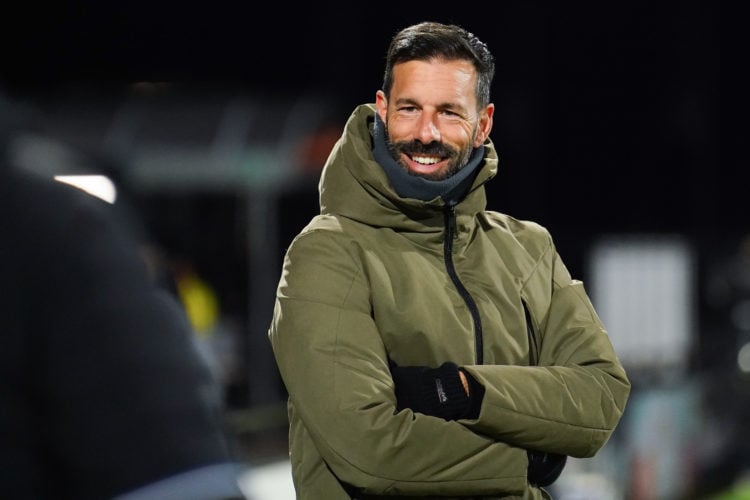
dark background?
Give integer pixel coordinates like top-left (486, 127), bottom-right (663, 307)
top-left (2, 1), bottom-right (745, 376)
top-left (3, 2), bottom-right (740, 251)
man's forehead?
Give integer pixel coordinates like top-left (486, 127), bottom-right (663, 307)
top-left (390, 60), bottom-right (478, 108)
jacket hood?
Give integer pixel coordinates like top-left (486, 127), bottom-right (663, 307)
top-left (318, 104), bottom-right (499, 232)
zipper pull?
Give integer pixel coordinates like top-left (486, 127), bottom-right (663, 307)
top-left (445, 203), bottom-right (457, 240)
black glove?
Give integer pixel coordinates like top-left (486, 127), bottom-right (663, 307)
top-left (388, 360), bottom-right (482, 420)
top-left (527, 450), bottom-right (567, 487)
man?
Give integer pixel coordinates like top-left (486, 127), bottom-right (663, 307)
top-left (268, 21), bottom-right (630, 499)
top-left (0, 100), bottom-right (250, 498)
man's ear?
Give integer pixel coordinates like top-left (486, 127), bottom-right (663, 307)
top-left (375, 90), bottom-right (388, 123)
top-left (474, 103), bottom-right (495, 147)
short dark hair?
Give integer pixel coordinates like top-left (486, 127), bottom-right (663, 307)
top-left (382, 21), bottom-right (495, 109)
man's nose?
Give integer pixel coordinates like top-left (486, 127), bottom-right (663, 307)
top-left (416, 113), bottom-right (441, 143)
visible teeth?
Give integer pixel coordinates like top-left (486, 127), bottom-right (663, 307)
top-left (412, 156), bottom-right (440, 165)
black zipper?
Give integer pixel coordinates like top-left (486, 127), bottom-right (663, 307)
top-left (522, 301), bottom-right (539, 367)
top-left (443, 204), bottom-right (483, 365)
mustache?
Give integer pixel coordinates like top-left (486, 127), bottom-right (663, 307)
top-left (391, 140), bottom-right (457, 158)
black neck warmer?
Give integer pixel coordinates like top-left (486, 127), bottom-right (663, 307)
top-left (372, 114), bottom-right (484, 205)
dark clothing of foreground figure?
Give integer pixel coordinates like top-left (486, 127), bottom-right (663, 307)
top-left (0, 166), bottom-right (248, 499)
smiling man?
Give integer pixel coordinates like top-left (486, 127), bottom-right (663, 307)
top-left (376, 57), bottom-right (492, 181)
top-left (269, 21), bottom-right (630, 499)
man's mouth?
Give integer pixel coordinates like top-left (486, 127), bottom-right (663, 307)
top-left (402, 153), bottom-right (450, 178)
top-left (410, 155), bottom-right (443, 165)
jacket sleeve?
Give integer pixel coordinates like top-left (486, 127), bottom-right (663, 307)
top-left (269, 223), bottom-right (530, 497)
top-left (460, 237), bottom-right (631, 458)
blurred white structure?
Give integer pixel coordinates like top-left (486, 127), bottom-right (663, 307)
top-left (588, 234), bottom-right (696, 379)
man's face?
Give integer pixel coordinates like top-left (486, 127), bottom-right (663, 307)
top-left (375, 58), bottom-right (494, 180)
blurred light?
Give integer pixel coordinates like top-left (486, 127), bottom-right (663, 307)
top-left (54, 175), bottom-right (117, 204)
top-left (738, 342), bottom-right (750, 373)
top-left (237, 460), bottom-right (294, 500)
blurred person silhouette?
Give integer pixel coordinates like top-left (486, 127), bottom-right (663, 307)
top-left (268, 21), bottom-right (631, 499)
top-left (0, 91), bottom-right (251, 499)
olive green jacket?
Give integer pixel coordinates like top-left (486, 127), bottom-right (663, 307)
top-left (268, 104), bottom-right (630, 499)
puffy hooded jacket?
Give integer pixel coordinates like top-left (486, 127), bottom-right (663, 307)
top-left (268, 103), bottom-right (631, 499)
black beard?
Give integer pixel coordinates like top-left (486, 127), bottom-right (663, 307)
top-left (385, 138), bottom-right (473, 181)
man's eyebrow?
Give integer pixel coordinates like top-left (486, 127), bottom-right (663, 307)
top-left (393, 98), bottom-right (467, 113)
top-left (393, 97), bottom-right (419, 107)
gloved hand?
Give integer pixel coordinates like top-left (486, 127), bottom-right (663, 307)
top-left (527, 450), bottom-right (567, 487)
top-left (388, 360), bottom-right (482, 420)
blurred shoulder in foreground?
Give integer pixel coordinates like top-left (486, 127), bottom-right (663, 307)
top-left (0, 163), bottom-right (252, 499)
